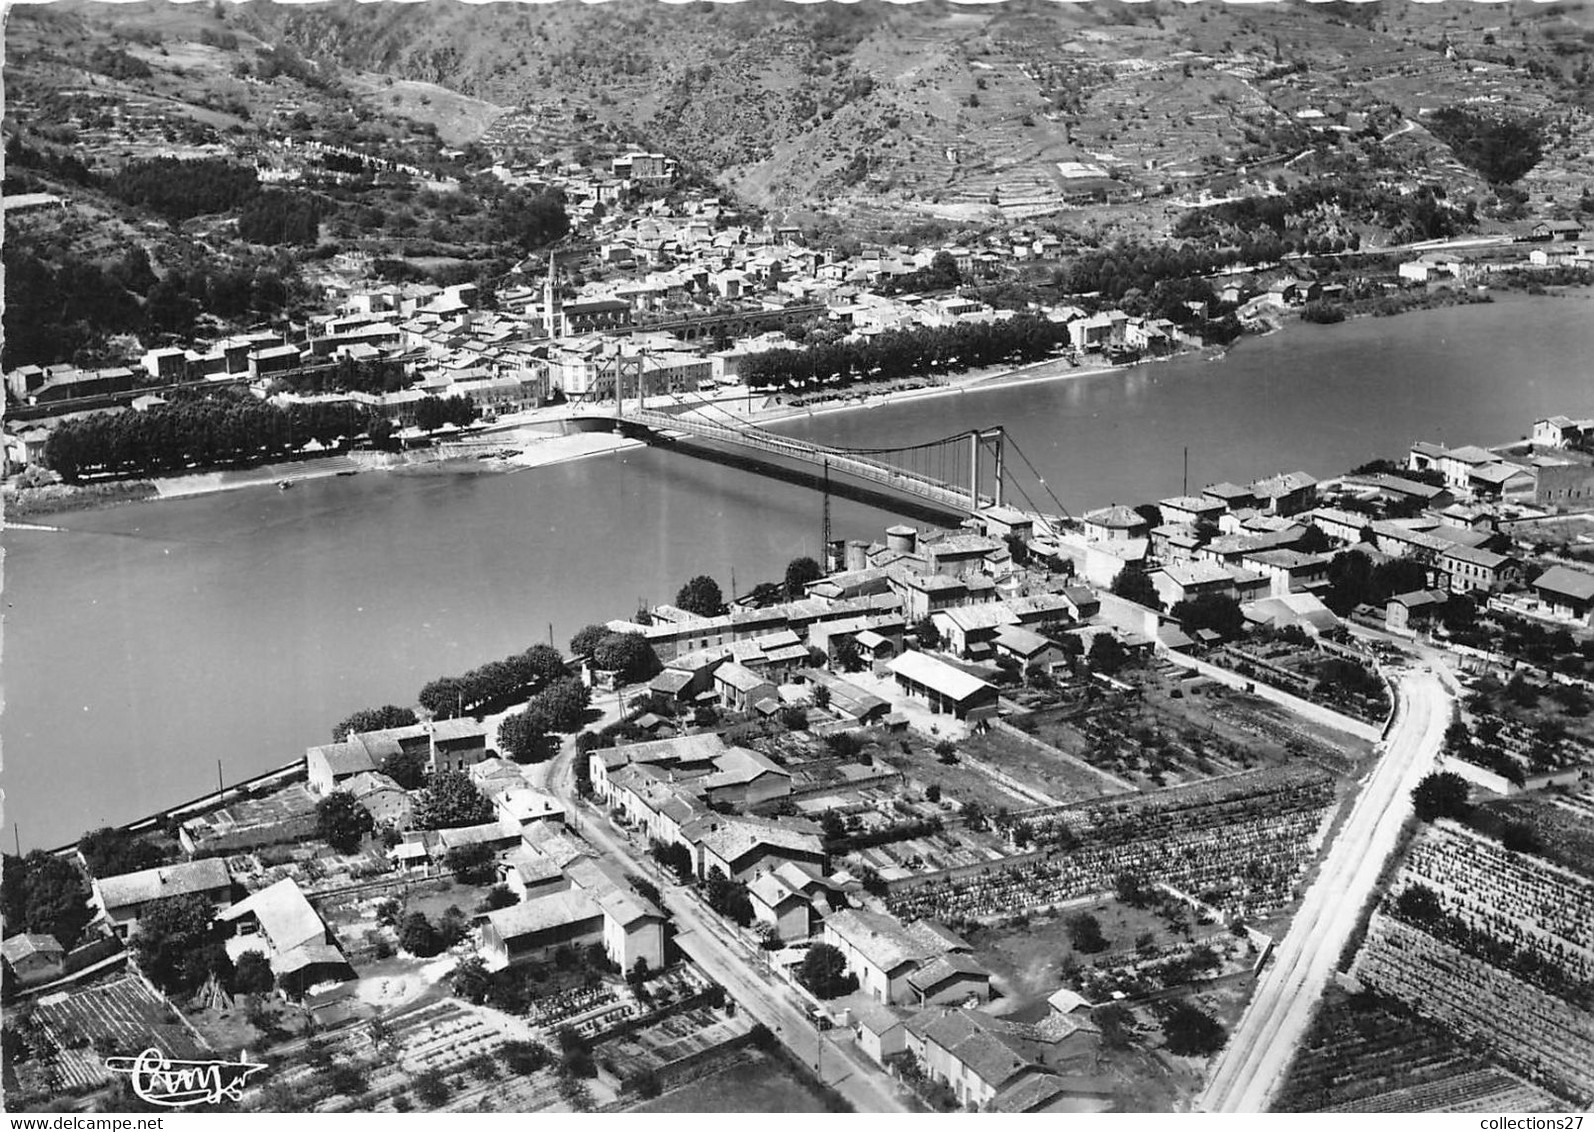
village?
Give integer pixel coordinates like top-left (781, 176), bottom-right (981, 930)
top-left (5, 127), bottom-right (1593, 488)
top-left (7, 390), bottom-right (1594, 1114)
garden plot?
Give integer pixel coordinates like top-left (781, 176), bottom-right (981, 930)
top-left (24, 975), bottom-right (207, 1093)
top-left (875, 729), bottom-right (1037, 810)
top-left (1208, 639), bottom-right (1390, 725)
top-left (596, 1006), bottom-right (748, 1076)
top-left (632, 1049), bottom-right (830, 1113)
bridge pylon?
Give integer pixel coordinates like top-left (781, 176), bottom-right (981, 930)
top-left (967, 426), bottom-right (1006, 511)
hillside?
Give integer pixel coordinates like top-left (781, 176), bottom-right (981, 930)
top-left (225, 0), bottom-right (1593, 230)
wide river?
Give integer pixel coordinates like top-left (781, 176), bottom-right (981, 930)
top-left (4, 291), bottom-right (1592, 849)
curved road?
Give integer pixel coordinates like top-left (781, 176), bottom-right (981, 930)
top-left (1197, 663), bottom-right (1453, 1113)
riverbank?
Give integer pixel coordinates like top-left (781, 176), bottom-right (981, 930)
top-left (2, 478), bottom-right (158, 521)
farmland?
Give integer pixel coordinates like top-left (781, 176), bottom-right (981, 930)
top-left (1272, 986), bottom-right (1568, 1114)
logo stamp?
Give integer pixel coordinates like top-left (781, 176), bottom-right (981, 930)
top-left (104, 1048), bottom-right (268, 1108)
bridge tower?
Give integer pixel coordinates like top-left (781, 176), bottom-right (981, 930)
top-left (966, 427), bottom-right (1006, 511)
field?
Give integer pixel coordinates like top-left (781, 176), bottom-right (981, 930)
top-left (1273, 985), bottom-right (1569, 1114)
top-left (633, 1050), bottom-right (830, 1114)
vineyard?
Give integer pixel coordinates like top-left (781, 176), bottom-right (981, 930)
top-left (1273, 988), bottom-right (1566, 1113)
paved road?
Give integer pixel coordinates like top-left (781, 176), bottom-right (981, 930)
top-left (1196, 663), bottom-right (1452, 1113)
top-left (536, 723), bottom-right (909, 1113)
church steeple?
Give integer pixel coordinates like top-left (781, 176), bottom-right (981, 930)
top-left (543, 253), bottom-right (562, 339)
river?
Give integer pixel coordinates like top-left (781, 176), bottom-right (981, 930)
top-left (4, 291), bottom-right (1592, 849)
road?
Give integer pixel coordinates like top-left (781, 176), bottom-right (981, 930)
top-left (1196, 662), bottom-right (1453, 1113)
top-left (535, 722), bottom-right (909, 1113)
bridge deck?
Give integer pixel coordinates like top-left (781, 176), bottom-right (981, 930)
top-left (604, 408), bottom-right (993, 513)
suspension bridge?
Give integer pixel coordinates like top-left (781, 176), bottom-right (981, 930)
top-left (566, 369), bottom-right (1069, 524)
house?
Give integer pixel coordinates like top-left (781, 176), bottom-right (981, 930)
top-left (822, 909), bottom-right (972, 1005)
top-left (480, 889), bottom-right (605, 969)
top-left (1081, 505), bottom-right (1150, 543)
top-left (714, 661), bottom-right (778, 713)
top-left (341, 771), bottom-right (413, 828)
top-left (1202, 482), bottom-right (1257, 512)
top-left (1532, 219), bottom-right (1583, 242)
top-left (93, 858), bottom-right (233, 940)
top-left (496, 787), bottom-right (566, 830)
top-left (1385, 590), bottom-right (1452, 635)
top-left (499, 846), bottom-right (567, 900)
top-left (688, 815), bottom-right (827, 881)
top-left (700, 746), bottom-right (793, 810)
top-left (1532, 566), bottom-right (1594, 625)
top-left (436, 820), bottom-right (523, 857)
top-left (931, 604), bottom-right (1020, 659)
top-left (1242, 549), bottom-right (1331, 597)
top-left (849, 997), bottom-right (909, 1065)
top-left (906, 952), bottom-right (992, 1006)
top-left (991, 625), bottom-right (1064, 672)
top-left (305, 740), bottom-right (378, 796)
top-left (1158, 495), bottom-right (1225, 528)
top-left (886, 652), bottom-right (1000, 720)
top-left (217, 877), bottom-right (352, 998)
top-left (748, 870), bottom-right (811, 941)
top-left (905, 1007), bottom-right (1103, 1111)
top-left (595, 888), bottom-right (666, 973)
top-left (1398, 254), bottom-right (1462, 284)
top-left (1438, 545), bottom-right (1518, 595)
top-left (1149, 560), bottom-right (1267, 609)
top-left (2, 933), bottom-right (66, 988)
top-left (1249, 471), bottom-right (1318, 517)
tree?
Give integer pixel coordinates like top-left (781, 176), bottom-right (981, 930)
top-left (415, 771), bottom-right (495, 830)
top-left (133, 892), bottom-right (227, 994)
top-left (1096, 1003), bottom-right (1136, 1050)
top-left (497, 709), bottom-right (549, 765)
top-left (1412, 771), bottom-right (1471, 822)
top-left (1162, 1003), bottom-right (1226, 1056)
top-left (914, 615), bottom-right (941, 650)
top-left (834, 637), bottom-right (865, 673)
top-left (675, 575), bottom-right (726, 617)
top-left (332, 705), bottom-right (417, 742)
top-left (1295, 525), bottom-right (1331, 554)
top-left (784, 556), bottom-right (822, 599)
top-left (1088, 633), bottom-right (1130, 676)
top-left (592, 633), bottom-right (661, 683)
top-left (77, 827), bottom-right (165, 879)
top-left (1112, 566), bottom-right (1161, 609)
top-left (1066, 912), bottom-right (1109, 954)
top-left (478, 885), bottom-right (518, 913)
top-left (797, 942), bottom-right (858, 999)
top-left (383, 747), bottom-right (428, 790)
top-left (703, 868), bottom-right (753, 927)
top-left (2, 851), bottom-right (93, 949)
top-left (500, 1040), bottom-right (551, 1075)
top-left (233, 950), bottom-right (276, 996)
top-left (569, 624), bottom-right (610, 657)
top-left (527, 677), bottom-right (591, 733)
top-left (413, 1067), bottom-right (451, 1107)
top-left (399, 912), bottom-right (443, 958)
top-left (444, 843), bottom-right (497, 885)
top-left (316, 791), bottom-right (375, 853)
top-left (1394, 882), bottom-right (1443, 924)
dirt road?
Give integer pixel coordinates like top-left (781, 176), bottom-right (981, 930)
top-left (1197, 664), bottom-right (1452, 1112)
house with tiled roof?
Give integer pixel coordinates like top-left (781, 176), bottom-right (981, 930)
top-left (686, 815), bottom-right (827, 881)
top-left (821, 909), bottom-right (976, 1005)
top-left (219, 877), bottom-right (352, 998)
top-left (93, 858), bottom-right (233, 940)
top-left (1533, 565), bottom-right (1594, 625)
top-left (1, 933), bottom-right (66, 987)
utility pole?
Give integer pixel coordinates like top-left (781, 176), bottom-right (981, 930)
top-left (1183, 446), bottom-right (1189, 496)
top-left (217, 759), bottom-right (224, 797)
